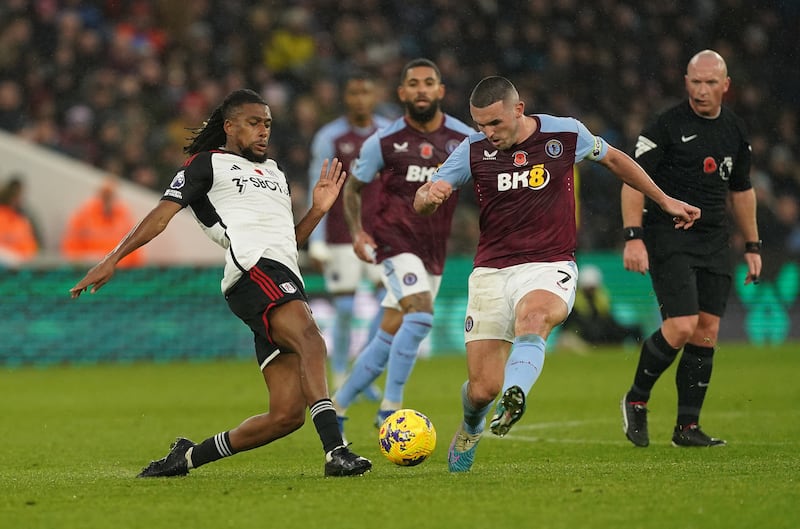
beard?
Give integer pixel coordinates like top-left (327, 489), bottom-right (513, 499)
top-left (241, 146), bottom-right (268, 163)
top-left (404, 98), bottom-right (441, 124)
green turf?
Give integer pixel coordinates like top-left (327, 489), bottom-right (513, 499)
top-left (2, 343), bottom-right (799, 529)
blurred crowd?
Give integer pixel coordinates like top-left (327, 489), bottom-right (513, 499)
top-left (0, 0), bottom-right (798, 269)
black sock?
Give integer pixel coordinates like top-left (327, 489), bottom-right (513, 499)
top-left (676, 343), bottom-right (714, 428)
top-left (190, 431), bottom-right (237, 468)
top-left (628, 329), bottom-right (680, 402)
top-left (311, 399), bottom-right (343, 453)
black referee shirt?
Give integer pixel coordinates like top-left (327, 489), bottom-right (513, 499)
top-left (633, 100), bottom-right (752, 254)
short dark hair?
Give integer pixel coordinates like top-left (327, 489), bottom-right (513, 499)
top-left (184, 89), bottom-right (266, 155)
top-left (219, 89), bottom-right (266, 118)
top-left (344, 69), bottom-right (375, 84)
top-left (341, 69), bottom-right (376, 93)
top-left (469, 76), bottom-right (517, 108)
top-left (399, 58), bottom-right (441, 84)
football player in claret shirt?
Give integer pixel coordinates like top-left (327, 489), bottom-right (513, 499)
top-left (414, 75), bottom-right (699, 472)
top-left (307, 71), bottom-right (391, 397)
top-left (332, 58), bottom-right (474, 438)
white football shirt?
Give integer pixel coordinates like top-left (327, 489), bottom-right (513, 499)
top-left (162, 150), bottom-right (300, 293)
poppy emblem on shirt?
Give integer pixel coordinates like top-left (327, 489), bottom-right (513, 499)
top-left (419, 142), bottom-right (434, 159)
top-left (512, 150), bottom-right (528, 167)
top-left (254, 168), bottom-right (264, 176)
top-left (403, 273), bottom-right (418, 286)
top-left (545, 139), bottom-right (563, 158)
top-left (703, 157), bottom-right (717, 174)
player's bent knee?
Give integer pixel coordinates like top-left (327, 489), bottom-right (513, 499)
top-left (270, 406), bottom-right (306, 435)
top-left (469, 380), bottom-right (502, 408)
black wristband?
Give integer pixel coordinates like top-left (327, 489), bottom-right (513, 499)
top-left (745, 240), bottom-right (762, 253)
top-left (623, 226), bottom-right (644, 241)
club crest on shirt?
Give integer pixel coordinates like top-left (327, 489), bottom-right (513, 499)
top-left (279, 282), bottom-right (298, 294)
top-left (403, 273), bottom-right (418, 286)
top-left (464, 315), bottom-right (474, 333)
top-left (446, 139), bottom-right (462, 153)
top-left (719, 156), bottom-right (733, 181)
top-left (545, 139), bottom-right (563, 158)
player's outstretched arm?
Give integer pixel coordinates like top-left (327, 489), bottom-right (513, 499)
top-left (296, 158), bottom-right (345, 247)
top-left (340, 171), bottom-right (377, 263)
top-left (69, 200), bottom-right (182, 298)
top-left (601, 146), bottom-right (700, 229)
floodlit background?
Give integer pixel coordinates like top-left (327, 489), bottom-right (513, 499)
top-left (1, 1), bottom-right (798, 363)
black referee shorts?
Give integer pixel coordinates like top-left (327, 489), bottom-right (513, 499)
top-left (648, 246), bottom-right (732, 320)
top-left (225, 258), bottom-right (309, 369)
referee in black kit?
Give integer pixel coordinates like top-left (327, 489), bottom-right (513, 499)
top-left (619, 49), bottom-right (761, 448)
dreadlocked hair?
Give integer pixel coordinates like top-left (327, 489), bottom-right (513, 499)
top-left (184, 89), bottom-right (267, 155)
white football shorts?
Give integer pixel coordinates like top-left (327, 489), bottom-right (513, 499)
top-left (323, 243), bottom-right (383, 294)
top-left (380, 252), bottom-right (442, 310)
top-left (464, 261), bottom-right (578, 343)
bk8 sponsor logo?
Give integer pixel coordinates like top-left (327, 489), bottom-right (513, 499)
top-left (497, 163), bottom-right (550, 191)
top-left (405, 165), bottom-right (438, 182)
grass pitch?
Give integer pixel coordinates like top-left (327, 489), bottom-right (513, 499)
top-left (2, 343), bottom-right (799, 529)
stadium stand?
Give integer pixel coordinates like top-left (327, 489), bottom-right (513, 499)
top-left (0, 1), bottom-right (797, 363)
